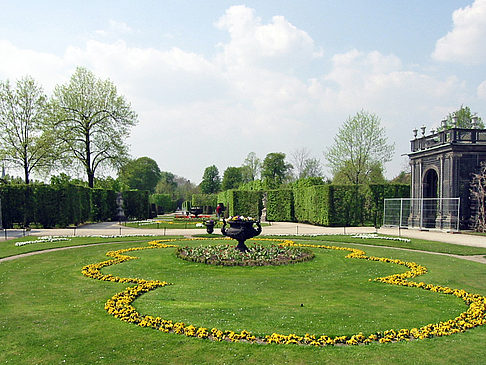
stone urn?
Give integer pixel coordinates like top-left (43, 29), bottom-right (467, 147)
top-left (221, 217), bottom-right (262, 252)
top-left (204, 220), bottom-right (215, 234)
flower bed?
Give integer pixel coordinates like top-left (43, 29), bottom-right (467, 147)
top-left (176, 242), bottom-right (314, 266)
top-left (81, 237), bottom-right (486, 347)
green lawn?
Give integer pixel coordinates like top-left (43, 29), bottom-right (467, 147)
top-left (269, 234), bottom-right (486, 256)
top-left (1, 236), bottom-right (486, 364)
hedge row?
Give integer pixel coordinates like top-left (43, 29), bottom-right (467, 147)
top-left (150, 194), bottom-right (177, 214)
top-left (217, 184), bottom-right (409, 227)
top-left (0, 184), bottom-right (150, 228)
top-left (192, 193), bottom-right (217, 214)
top-left (217, 190), bottom-right (262, 219)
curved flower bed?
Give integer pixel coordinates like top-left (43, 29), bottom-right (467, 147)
top-left (81, 237), bottom-right (486, 347)
top-left (176, 241), bottom-right (314, 266)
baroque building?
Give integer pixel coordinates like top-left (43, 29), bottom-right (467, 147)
top-left (409, 123), bottom-right (486, 230)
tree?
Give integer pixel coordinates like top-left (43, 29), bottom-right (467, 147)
top-left (261, 152), bottom-right (292, 189)
top-left (290, 148), bottom-right (310, 179)
top-left (199, 165), bottom-right (221, 194)
top-left (471, 162), bottom-right (486, 232)
top-left (119, 157), bottom-right (161, 193)
top-left (0, 76), bottom-right (59, 184)
top-left (51, 67), bottom-right (138, 188)
top-left (444, 105), bottom-right (483, 129)
top-left (290, 148), bottom-right (323, 180)
top-left (155, 171), bottom-right (178, 196)
top-left (325, 110), bottom-right (394, 185)
top-left (241, 152), bottom-right (261, 182)
top-left (222, 166), bottom-right (243, 190)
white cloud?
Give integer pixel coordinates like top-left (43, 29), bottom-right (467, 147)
top-left (94, 20), bottom-right (134, 38)
top-left (478, 80), bottom-right (486, 100)
top-left (0, 40), bottom-right (68, 91)
top-left (215, 5), bottom-right (322, 71)
top-left (432, 0), bottom-right (486, 64)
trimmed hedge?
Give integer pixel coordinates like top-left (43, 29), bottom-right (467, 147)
top-left (216, 183), bottom-right (409, 227)
top-left (150, 194), bottom-right (177, 214)
top-left (192, 193), bottom-right (217, 214)
top-left (265, 189), bottom-right (294, 222)
top-left (217, 190), bottom-right (263, 218)
top-left (0, 184), bottom-right (150, 228)
top-left (122, 190), bottom-right (150, 221)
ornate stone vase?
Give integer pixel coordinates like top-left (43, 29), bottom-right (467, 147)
top-left (204, 220), bottom-right (215, 234)
top-left (221, 218), bottom-right (262, 252)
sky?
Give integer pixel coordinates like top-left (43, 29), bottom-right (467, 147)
top-left (1, 0), bottom-right (486, 184)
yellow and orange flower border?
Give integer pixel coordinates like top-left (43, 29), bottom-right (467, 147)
top-left (81, 237), bottom-right (486, 346)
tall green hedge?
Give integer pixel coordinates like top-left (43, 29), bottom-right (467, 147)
top-left (293, 184), bottom-right (331, 225)
top-left (192, 193), bottom-right (217, 214)
top-left (213, 184), bottom-right (409, 226)
top-left (122, 190), bottom-right (150, 220)
top-left (150, 194), bottom-right (177, 214)
top-left (0, 184), bottom-right (150, 228)
top-left (265, 189), bottom-right (294, 222)
top-left (217, 190), bottom-right (262, 218)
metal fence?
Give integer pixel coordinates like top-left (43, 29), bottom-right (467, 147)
top-left (383, 198), bottom-right (460, 232)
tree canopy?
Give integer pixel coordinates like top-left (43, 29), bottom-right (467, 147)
top-left (200, 165), bottom-right (221, 194)
top-left (222, 166), bottom-right (243, 190)
top-left (0, 76), bottom-right (59, 183)
top-left (51, 67), bottom-right (138, 187)
top-left (118, 157), bottom-right (161, 193)
top-left (325, 110), bottom-right (394, 185)
top-left (241, 152), bottom-right (261, 182)
top-left (261, 152), bottom-right (292, 189)
top-left (444, 105), bottom-right (483, 129)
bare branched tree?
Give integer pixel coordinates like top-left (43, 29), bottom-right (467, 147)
top-left (470, 162), bottom-right (486, 232)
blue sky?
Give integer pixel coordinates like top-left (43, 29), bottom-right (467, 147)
top-left (1, 0), bottom-right (485, 183)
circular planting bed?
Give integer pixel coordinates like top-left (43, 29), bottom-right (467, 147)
top-left (176, 242), bottom-right (315, 266)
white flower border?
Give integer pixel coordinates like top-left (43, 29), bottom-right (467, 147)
top-left (14, 234), bottom-right (159, 247)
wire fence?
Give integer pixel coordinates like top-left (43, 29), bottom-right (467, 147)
top-left (383, 198), bottom-right (460, 232)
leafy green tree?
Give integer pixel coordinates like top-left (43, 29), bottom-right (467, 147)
top-left (290, 176), bottom-right (326, 189)
top-left (222, 166), bottom-right (243, 190)
top-left (325, 110), bottom-right (394, 185)
top-left (51, 67), bottom-right (138, 187)
top-left (261, 152), bottom-right (292, 189)
top-left (241, 152), bottom-right (261, 182)
top-left (444, 105), bottom-right (483, 129)
top-left (94, 176), bottom-right (126, 191)
top-left (0, 76), bottom-right (60, 184)
top-left (173, 175), bottom-right (199, 203)
top-left (118, 157), bottom-right (161, 193)
top-left (155, 171), bottom-right (178, 196)
top-left (390, 170), bottom-right (411, 184)
top-left (50, 173), bottom-right (87, 186)
top-left (199, 165), bottom-right (221, 194)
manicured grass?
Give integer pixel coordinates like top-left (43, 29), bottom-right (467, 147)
top-left (1, 236), bottom-right (486, 364)
top-left (269, 234), bottom-right (486, 256)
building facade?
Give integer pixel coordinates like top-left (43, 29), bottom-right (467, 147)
top-left (409, 127), bottom-right (486, 229)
